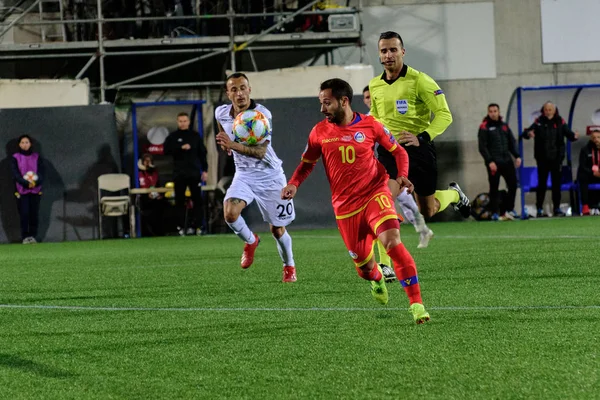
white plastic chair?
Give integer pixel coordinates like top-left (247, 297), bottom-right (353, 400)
top-left (97, 174), bottom-right (134, 239)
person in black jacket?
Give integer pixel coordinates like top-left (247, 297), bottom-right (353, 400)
top-left (577, 128), bottom-right (600, 215)
top-left (522, 101), bottom-right (579, 217)
top-left (164, 112), bottom-right (208, 235)
top-left (478, 103), bottom-right (521, 220)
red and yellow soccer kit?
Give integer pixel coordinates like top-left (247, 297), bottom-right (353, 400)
top-left (288, 113), bottom-right (408, 266)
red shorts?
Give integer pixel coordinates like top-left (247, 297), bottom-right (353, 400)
top-left (336, 191), bottom-right (401, 267)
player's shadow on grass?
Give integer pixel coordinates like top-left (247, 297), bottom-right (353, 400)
top-left (0, 353), bottom-right (73, 378)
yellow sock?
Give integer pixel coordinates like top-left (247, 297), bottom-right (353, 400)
top-left (435, 189), bottom-right (460, 213)
top-left (374, 239), bottom-right (392, 266)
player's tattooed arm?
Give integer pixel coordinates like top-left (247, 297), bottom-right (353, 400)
top-left (216, 132), bottom-right (268, 160)
top-left (233, 142), bottom-right (268, 160)
top-left (226, 198), bottom-right (244, 205)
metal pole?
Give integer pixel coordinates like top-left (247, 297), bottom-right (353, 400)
top-left (0, 52), bottom-right (95, 60)
top-left (117, 81), bottom-right (224, 90)
top-left (107, 49), bottom-right (229, 89)
top-left (358, 0), bottom-right (365, 64)
top-left (108, 42), bottom-right (351, 57)
top-left (75, 53), bottom-right (98, 79)
top-left (97, 0), bottom-right (105, 102)
top-left (0, 42), bottom-right (352, 61)
top-left (131, 104), bottom-right (142, 238)
top-left (248, 48), bottom-right (258, 72)
top-left (0, 0), bottom-right (40, 39)
top-left (228, 0), bottom-right (236, 72)
top-left (105, 48), bottom-right (227, 57)
top-left (517, 88), bottom-right (525, 219)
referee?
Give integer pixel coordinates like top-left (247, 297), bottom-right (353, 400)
top-left (369, 31), bottom-right (470, 219)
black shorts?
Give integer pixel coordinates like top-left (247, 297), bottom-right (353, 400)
top-left (377, 142), bottom-right (438, 197)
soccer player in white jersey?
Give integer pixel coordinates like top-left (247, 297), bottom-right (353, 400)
top-left (215, 73), bottom-right (297, 283)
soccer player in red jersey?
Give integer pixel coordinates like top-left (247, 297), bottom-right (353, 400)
top-left (281, 78), bottom-right (430, 324)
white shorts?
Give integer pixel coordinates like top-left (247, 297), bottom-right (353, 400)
top-left (224, 172), bottom-right (295, 227)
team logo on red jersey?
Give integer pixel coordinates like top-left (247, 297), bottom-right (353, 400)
top-left (354, 132), bottom-right (365, 143)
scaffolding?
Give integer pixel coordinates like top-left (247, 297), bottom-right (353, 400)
top-left (0, 0), bottom-right (364, 101)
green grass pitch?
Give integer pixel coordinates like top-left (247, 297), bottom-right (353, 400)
top-left (0, 218), bottom-right (599, 399)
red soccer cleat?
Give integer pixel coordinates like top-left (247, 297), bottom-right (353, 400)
top-left (282, 266), bottom-right (297, 283)
top-left (582, 204), bottom-right (590, 216)
top-left (240, 234), bottom-right (260, 269)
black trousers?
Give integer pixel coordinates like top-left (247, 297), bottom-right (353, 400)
top-left (174, 176), bottom-right (204, 230)
top-left (577, 169), bottom-right (600, 206)
top-left (140, 196), bottom-right (165, 236)
top-left (486, 162), bottom-right (517, 214)
top-left (17, 193), bottom-right (40, 240)
top-left (536, 159), bottom-right (562, 210)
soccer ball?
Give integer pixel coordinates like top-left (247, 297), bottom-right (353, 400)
top-left (471, 192), bottom-right (491, 221)
top-left (23, 171), bottom-right (38, 183)
top-left (233, 109), bottom-right (271, 146)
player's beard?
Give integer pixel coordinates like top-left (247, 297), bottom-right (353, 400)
top-left (327, 105), bottom-right (345, 124)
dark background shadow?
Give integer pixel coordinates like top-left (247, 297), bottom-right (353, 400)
top-left (0, 105), bottom-right (121, 243)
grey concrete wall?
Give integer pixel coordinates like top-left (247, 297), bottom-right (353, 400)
top-left (350, 0), bottom-right (600, 209)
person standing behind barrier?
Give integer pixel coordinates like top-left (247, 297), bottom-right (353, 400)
top-left (11, 135), bottom-right (44, 244)
top-left (577, 127), bottom-right (600, 215)
top-left (522, 102), bottom-right (579, 217)
top-left (164, 112), bottom-right (208, 235)
top-left (138, 153), bottom-right (165, 236)
top-left (478, 103), bottom-right (521, 221)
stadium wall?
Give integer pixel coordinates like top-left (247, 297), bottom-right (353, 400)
top-left (0, 79), bottom-right (90, 108)
top-left (242, 65), bottom-right (374, 99)
top-left (0, 105), bottom-right (121, 244)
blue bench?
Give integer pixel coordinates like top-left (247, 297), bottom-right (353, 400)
top-left (519, 166), bottom-right (577, 218)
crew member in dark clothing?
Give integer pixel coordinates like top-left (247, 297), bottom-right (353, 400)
top-left (478, 103), bottom-right (521, 220)
top-left (164, 112), bottom-right (208, 235)
top-left (577, 127), bottom-right (600, 215)
top-left (522, 101), bottom-right (579, 217)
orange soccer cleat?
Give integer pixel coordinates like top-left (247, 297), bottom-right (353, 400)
top-left (282, 266), bottom-right (297, 282)
top-left (241, 234), bottom-right (260, 269)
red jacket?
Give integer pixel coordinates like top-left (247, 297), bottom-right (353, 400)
top-left (138, 160), bottom-right (159, 189)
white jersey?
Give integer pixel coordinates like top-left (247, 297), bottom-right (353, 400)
top-left (215, 102), bottom-right (283, 179)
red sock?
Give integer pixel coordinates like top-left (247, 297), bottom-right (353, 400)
top-left (355, 265), bottom-right (382, 282)
top-left (387, 243), bottom-right (422, 304)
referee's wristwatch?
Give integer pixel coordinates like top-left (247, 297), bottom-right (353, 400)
top-left (417, 131), bottom-right (431, 144)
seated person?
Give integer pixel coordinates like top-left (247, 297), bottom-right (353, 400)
top-left (578, 127), bottom-right (600, 215)
top-left (138, 154), bottom-right (165, 235)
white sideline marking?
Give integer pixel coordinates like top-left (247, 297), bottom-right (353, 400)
top-left (0, 304), bottom-right (598, 312)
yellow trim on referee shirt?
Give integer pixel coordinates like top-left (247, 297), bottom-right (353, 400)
top-left (373, 214), bottom-right (399, 234)
top-left (355, 248), bottom-right (374, 267)
top-left (335, 192), bottom-right (387, 219)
